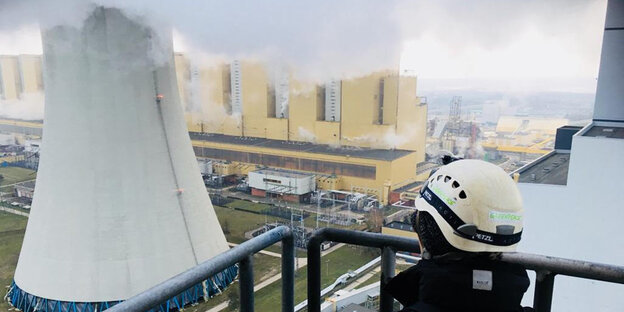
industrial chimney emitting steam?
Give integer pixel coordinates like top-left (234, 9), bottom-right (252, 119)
top-left (7, 7), bottom-right (236, 311)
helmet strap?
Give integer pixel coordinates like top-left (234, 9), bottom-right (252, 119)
top-left (420, 185), bottom-right (522, 247)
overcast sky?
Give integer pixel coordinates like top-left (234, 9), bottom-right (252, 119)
top-left (0, 0), bottom-right (608, 92)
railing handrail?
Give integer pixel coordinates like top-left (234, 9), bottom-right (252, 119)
top-left (107, 226), bottom-right (294, 312)
top-left (306, 227), bottom-right (624, 312)
top-left (104, 227), bottom-right (624, 312)
top-left (499, 252), bottom-right (624, 284)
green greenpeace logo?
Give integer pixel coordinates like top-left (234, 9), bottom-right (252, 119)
top-left (430, 185), bottom-right (456, 206)
top-left (489, 211), bottom-right (522, 222)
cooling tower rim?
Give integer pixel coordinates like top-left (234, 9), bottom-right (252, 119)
top-left (7, 265), bottom-right (238, 312)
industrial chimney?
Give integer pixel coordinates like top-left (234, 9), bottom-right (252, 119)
top-left (7, 7), bottom-right (236, 311)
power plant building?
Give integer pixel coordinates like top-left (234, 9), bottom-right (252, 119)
top-left (175, 57), bottom-right (428, 203)
top-left (0, 48), bottom-right (428, 206)
top-left (0, 54), bottom-right (43, 100)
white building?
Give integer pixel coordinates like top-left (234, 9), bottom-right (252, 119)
top-left (248, 168), bottom-right (316, 195)
top-left (515, 2), bottom-right (624, 310)
top-left (197, 158), bottom-right (213, 175)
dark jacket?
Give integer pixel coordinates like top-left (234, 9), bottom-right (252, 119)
top-left (385, 256), bottom-right (530, 312)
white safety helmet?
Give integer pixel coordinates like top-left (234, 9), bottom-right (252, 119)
top-left (415, 159), bottom-right (523, 253)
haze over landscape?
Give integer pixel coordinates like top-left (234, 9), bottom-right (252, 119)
top-left (0, 1), bottom-right (621, 312)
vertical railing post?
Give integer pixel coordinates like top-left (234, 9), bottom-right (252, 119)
top-left (533, 271), bottom-right (555, 312)
top-left (380, 246), bottom-right (396, 312)
top-left (307, 236), bottom-right (323, 312)
top-left (281, 233), bottom-right (295, 312)
top-left (239, 255), bottom-right (254, 312)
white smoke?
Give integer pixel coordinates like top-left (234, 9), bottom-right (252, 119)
top-left (297, 127), bottom-right (316, 143)
top-left (342, 127), bottom-right (411, 150)
top-left (454, 136), bottom-right (486, 160)
top-left (0, 92), bottom-right (45, 120)
top-left (0, 0), bottom-right (606, 83)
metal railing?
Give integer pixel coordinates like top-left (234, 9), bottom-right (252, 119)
top-left (107, 226), bottom-right (295, 312)
top-left (108, 226), bottom-right (624, 312)
top-left (307, 228), bottom-right (624, 312)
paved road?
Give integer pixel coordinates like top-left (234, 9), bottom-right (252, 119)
top-left (0, 206), bottom-right (29, 217)
top-left (0, 178), bottom-right (36, 188)
top-left (252, 243), bottom-right (345, 292)
top-left (342, 266), bottom-right (381, 291)
top-left (206, 300), bottom-right (230, 312)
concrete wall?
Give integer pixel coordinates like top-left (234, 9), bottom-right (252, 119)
top-left (517, 124), bottom-right (624, 311)
top-left (288, 80), bottom-right (321, 142)
top-left (174, 53), bottom-right (190, 112)
top-left (593, 0), bottom-right (624, 122)
top-left (14, 8), bottom-right (230, 302)
top-left (381, 226), bottom-right (419, 240)
top-left (18, 55), bottom-right (43, 94)
top-left (395, 75), bottom-right (426, 154)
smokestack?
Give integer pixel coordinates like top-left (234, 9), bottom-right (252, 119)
top-left (592, 0), bottom-right (624, 122)
top-left (8, 7), bottom-right (235, 311)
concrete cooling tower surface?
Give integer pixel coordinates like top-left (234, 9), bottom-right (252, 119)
top-left (8, 7), bottom-right (235, 311)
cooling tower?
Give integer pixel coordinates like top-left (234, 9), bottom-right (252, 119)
top-left (7, 7), bottom-right (236, 311)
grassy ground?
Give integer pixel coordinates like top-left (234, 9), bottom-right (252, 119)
top-left (0, 167), bottom-right (36, 187)
top-left (215, 205), bottom-right (269, 244)
top-left (185, 252), bottom-right (282, 312)
top-left (191, 245), bottom-right (378, 312)
top-left (0, 207), bottom-right (282, 312)
top-left (214, 205), bottom-right (289, 255)
top-left (222, 197), bottom-right (366, 231)
top-left (224, 199), bottom-right (272, 214)
top-left (0, 190), bottom-right (371, 311)
top-left (358, 263), bottom-right (414, 288)
top-left (0, 212), bottom-right (28, 311)
top-left (250, 245), bottom-right (377, 312)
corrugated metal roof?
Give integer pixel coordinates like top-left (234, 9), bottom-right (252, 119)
top-left (190, 132), bottom-right (414, 161)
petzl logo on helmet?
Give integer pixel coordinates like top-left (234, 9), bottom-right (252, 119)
top-left (475, 233), bottom-right (494, 243)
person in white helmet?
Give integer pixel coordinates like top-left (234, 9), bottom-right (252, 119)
top-left (385, 159), bottom-right (532, 312)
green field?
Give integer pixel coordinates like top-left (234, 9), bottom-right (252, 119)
top-left (251, 245), bottom-right (378, 312)
top-left (0, 167), bottom-right (36, 187)
top-left (0, 207), bottom-right (283, 311)
top-left (0, 212), bottom-right (28, 311)
top-left (0, 192), bottom-right (374, 311)
top-left (185, 252), bottom-right (282, 312)
top-left (192, 244), bottom-right (378, 312)
top-left (224, 199), bottom-right (272, 213)
top-left (358, 263), bottom-right (414, 288)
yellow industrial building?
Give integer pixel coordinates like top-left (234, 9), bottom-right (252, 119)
top-left (174, 55), bottom-right (428, 203)
top-left (174, 55), bottom-right (427, 152)
top-left (0, 54), bottom-right (429, 204)
top-left (0, 55), bottom-right (43, 100)
top-left (481, 116), bottom-right (569, 155)
top-left (381, 221), bottom-right (419, 240)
